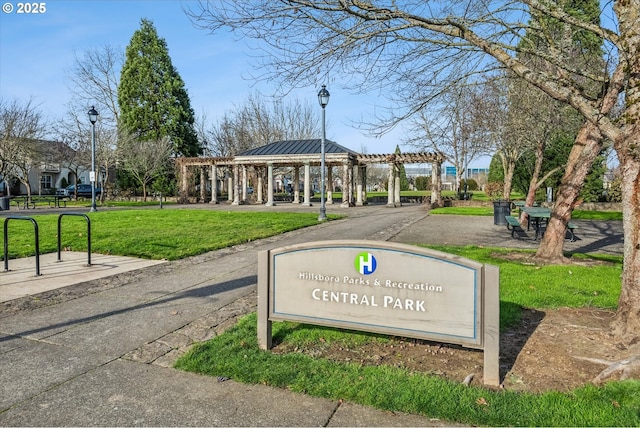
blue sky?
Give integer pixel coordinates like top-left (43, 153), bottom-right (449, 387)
top-left (0, 0), bottom-right (425, 157)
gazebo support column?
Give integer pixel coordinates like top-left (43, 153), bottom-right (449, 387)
top-left (265, 162), bottom-right (275, 206)
top-left (355, 164), bottom-right (365, 206)
top-left (210, 165), bottom-right (218, 204)
top-left (241, 165), bottom-right (248, 204)
top-left (394, 163), bottom-right (402, 207)
top-left (361, 165), bottom-right (368, 205)
top-left (341, 162), bottom-right (350, 207)
top-left (387, 163), bottom-right (395, 207)
top-left (200, 167), bottom-right (206, 203)
top-left (180, 162), bottom-right (188, 203)
top-left (227, 174), bottom-right (233, 202)
top-left (431, 161), bottom-right (443, 207)
top-left (257, 168), bottom-right (264, 204)
top-left (302, 162), bottom-right (312, 206)
top-left (349, 164), bottom-right (354, 206)
top-left (293, 166), bottom-right (300, 203)
top-left (232, 165), bottom-right (240, 205)
top-left (327, 166), bottom-right (333, 204)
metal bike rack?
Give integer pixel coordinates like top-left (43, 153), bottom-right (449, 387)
top-left (3, 216), bottom-right (41, 276)
top-left (57, 213), bottom-right (92, 266)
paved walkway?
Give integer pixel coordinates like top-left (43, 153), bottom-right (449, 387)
top-left (0, 203), bottom-right (623, 426)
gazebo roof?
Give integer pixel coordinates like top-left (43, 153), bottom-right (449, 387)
top-left (238, 139), bottom-right (358, 156)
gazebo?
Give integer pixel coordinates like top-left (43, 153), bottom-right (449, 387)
top-left (175, 139), bottom-right (444, 207)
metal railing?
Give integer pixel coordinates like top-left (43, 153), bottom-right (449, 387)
top-left (3, 216), bottom-right (41, 276)
top-left (57, 213), bottom-right (91, 266)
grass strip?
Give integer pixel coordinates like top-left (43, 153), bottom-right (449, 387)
top-left (430, 207), bottom-right (494, 216)
top-left (175, 313), bottom-right (639, 427)
top-left (429, 207), bottom-right (622, 220)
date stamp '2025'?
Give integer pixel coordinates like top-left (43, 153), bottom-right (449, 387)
top-left (2, 2), bottom-right (47, 14)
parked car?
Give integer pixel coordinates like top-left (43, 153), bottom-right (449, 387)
top-left (56, 184), bottom-right (73, 196)
top-left (57, 184), bottom-right (101, 198)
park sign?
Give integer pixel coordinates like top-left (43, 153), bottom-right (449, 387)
top-left (257, 240), bottom-right (500, 386)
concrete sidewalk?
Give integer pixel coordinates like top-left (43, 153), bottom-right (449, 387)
top-left (1, 252), bottom-right (166, 303)
top-left (0, 204), bottom-right (623, 426)
top-left (0, 204), bottom-right (458, 427)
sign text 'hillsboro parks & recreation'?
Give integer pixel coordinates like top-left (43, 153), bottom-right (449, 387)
top-left (257, 240), bottom-right (500, 386)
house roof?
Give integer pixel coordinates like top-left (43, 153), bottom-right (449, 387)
top-left (238, 139), bottom-right (358, 156)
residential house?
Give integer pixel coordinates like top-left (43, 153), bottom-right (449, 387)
top-left (1, 139), bottom-right (88, 196)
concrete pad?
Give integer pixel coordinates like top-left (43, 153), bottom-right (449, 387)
top-left (0, 359), bottom-right (340, 427)
top-left (0, 339), bottom-right (113, 410)
top-left (328, 401), bottom-right (459, 427)
top-left (0, 252), bottom-right (166, 302)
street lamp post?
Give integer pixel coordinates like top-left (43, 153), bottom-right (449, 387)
top-left (317, 85), bottom-right (330, 221)
top-left (88, 106), bottom-right (98, 212)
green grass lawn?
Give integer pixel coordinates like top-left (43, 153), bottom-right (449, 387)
top-left (1, 209), bottom-right (338, 260)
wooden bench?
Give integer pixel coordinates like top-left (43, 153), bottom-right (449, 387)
top-left (505, 215), bottom-right (523, 238)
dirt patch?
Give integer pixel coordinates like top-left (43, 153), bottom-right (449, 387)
top-left (494, 251), bottom-right (616, 267)
top-left (274, 307), bottom-right (636, 393)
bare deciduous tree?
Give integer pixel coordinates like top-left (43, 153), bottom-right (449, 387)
top-left (504, 78), bottom-right (584, 212)
top-left (405, 83), bottom-right (491, 192)
top-left (55, 45), bottom-right (122, 198)
top-left (0, 98), bottom-right (48, 197)
top-left (185, 0), bottom-right (640, 351)
top-left (53, 103), bottom-right (118, 200)
top-left (201, 93), bottom-right (322, 156)
top-left (67, 44), bottom-right (123, 127)
top-left (117, 134), bottom-right (172, 201)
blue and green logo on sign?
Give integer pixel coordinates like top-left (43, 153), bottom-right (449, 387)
top-left (355, 252), bottom-right (377, 275)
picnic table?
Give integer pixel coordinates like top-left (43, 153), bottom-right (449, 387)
top-left (520, 206), bottom-right (551, 240)
top-left (519, 206), bottom-right (578, 241)
top-left (11, 195), bottom-right (69, 209)
top-left (511, 200), bottom-right (538, 212)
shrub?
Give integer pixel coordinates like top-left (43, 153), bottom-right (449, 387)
top-left (415, 176), bottom-right (431, 191)
top-left (606, 176), bottom-right (622, 202)
top-left (485, 182), bottom-right (503, 200)
top-left (463, 178), bottom-right (478, 191)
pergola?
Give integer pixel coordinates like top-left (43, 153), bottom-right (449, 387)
top-left (175, 139), bottom-right (444, 207)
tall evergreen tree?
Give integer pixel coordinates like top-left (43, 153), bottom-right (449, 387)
top-left (119, 19), bottom-right (201, 157)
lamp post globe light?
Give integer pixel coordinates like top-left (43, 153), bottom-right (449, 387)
top-left (317, 85), bottom-right (330, 221)
top-left (88, 106), bottom-right (99, 212)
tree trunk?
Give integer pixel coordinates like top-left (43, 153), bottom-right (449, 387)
top-left (612, 154), bottom-right (640, 343)
top-left (20, 177), bottom-right (32, 198)
top-left (521, 141), bottom-right (545, 223)
top-left (502, 161), bottom-right (515, 200)
top-left (535, 122), bottom-right (602, 262)
top-left (610, 0), bottom-right (640, 339)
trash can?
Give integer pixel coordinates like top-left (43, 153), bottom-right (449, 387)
top-left (493, 200), bottom-right (511, 225)
top-left (0, 196), bottom-right (9, 211)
